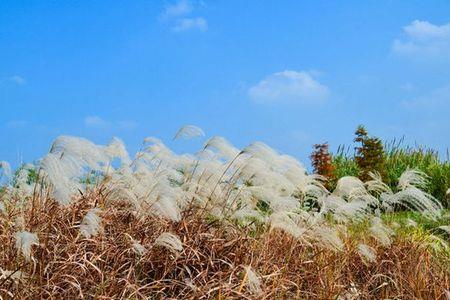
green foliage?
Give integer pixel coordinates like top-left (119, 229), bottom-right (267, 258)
top-left (326, 126), bottom-right (450, 207)
top-left (383, 141), bottom-right (450, 204)
top-left (328, 145), bottom-right (359, 190)
top-left (382, 210), bottom-right (450, 239)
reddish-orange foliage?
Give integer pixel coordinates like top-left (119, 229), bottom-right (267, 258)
top-left (310, 142), bottom-right (335, 179)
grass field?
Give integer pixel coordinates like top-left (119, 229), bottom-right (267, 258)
top-left (0, 127), bottom-right (449, 299)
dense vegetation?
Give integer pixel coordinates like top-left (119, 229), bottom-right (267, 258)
top-left (312, 125), bottom-right (450, 207)
top-left (0, 126), bottom-right (449, 299)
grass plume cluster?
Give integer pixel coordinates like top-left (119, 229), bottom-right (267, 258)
top-left (0, 126), bottom-right (449, 299)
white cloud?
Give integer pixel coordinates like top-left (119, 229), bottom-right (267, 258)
top-left (288, 130), bottom-right (310, 143)
top-left (8, 75), bottom-right (26, 85)
top-left (248, 70), bottom-right (329, 104)
top-left (6, 120), bottom-right (28, 128)
top-left (117, 120), bottom-right (138, 130)
top-left (84, 116), bottom-right (111, 128)
top-left (161, 0), bottom-right (193, 18)
top-left (160, 0), bottom-right (207, 32)
top-left (403, 84), bottom-right (450, 108)
top-left (400, 82), bottom-right (415, 92)
top-left (172, 17), bottom-right (207, 32)
top-left (392, 20), bottom-right (450, 60)
top-left (84, 116), bottom-right (138, 130)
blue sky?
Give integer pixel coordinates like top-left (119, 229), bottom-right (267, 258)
top-left (1, 1), bottom-right (450, 167)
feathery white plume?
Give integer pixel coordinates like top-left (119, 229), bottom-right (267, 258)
top-left (0, 161), bottom-right (11, 178)
top-left (204, 136), bottom-right (240, 160)
top-left (313, 226), bottom-right (344, 252)
top-left (390, 187), bottom-right (442, 219)
top-left (0, 268), bottom-right (27, 282)
top-left (357, 243), bottom-right (377, 263)
top-left (398, 169), bottom-right (428, 190)
top-left (243, 266), bottom-right (263, 295)
top-left (269, 212), bottom-right (306, 238)
top-left (132, 239), bottom-right (147, 256)
top-left (154, 232), bottom-right (183, 254)
top-left (174, 125), bottom-right (205, 140)
top-left (80, 208), bottom-right (102, 238)
top-left (333, 176), bottom-right (367, 199)
top-left (366, 172), bottom-right (392, 195)
top-left (369, 217), bottom-right (393, 247)
top-left (15, 231), bottom-right (39, 262)
top-left (105, 137), bottom-right (132, 165)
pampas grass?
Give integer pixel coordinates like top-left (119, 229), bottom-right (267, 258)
top-left (154, 232), bottom-right (183, 254)
top-left (14, 231), bottom-right (39, 262)
top-left (0, 127), bottom-right (449, 298)
top-left (79, 208), bottom-right (102, 238)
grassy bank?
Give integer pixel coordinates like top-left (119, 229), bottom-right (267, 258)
top-left (1, 129), bottom-right (449, 298)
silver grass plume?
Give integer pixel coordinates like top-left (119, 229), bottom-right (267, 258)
top-left (369, 217), bottom-right (393, 247)
top-left (243, 266), bottom-right (263, 296)
top-left (357, 243), bottom-right (377, 263)
top-left (333, 176), bottom-right (367, 199)
top-left (269, 212), bottom-right (307, 239)
top-left (15, 231), bottom-right (39, 262)
top-left (312, 226), bottom-right (344, 252)
top-left (366, 172), bottom-right (392, 195)
top-left (0, 161), bottom-right (11, 179)
top-left (0, 268), bottom-right (27, 281)
top-left (80, 208), bottom-right (102, 238)
top-left (398, 169), bottom-right (428, 190)
top-left (132, 240), bottom-right (147, 256)
top-left (154, 232), bottom-right (183, 254)
top-left (204, 136), bottom-right (240, 160)
top-left (390, 187), bottom-right (442, 219)
top-left (41, 136), bottom-right (129, 205)
top-left (174, 125), bottom-right (205, 140)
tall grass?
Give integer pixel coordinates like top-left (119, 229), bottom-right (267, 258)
top-left (384, 139), bottom-right (450, 204)
top-left (0, 127), bottom-right (449, 298)
top-left (330, 137), bottom-right (450, 207)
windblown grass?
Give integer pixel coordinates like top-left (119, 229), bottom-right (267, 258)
top-left (1, 191), bottom-right (449, 299)
top-left (0, 127), bottom-right (449, 299)
top-left (331, 140), bottom-right (450, 206)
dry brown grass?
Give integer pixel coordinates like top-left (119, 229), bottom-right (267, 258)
top-left (1, 188), bottom-right (449, 299)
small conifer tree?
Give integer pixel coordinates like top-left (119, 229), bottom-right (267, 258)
top-left (310, 143), bottom-right (334, 179)
top-left (354, 125), bottom-right (386, 181)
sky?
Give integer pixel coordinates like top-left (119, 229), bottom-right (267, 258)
top-left (1, 0), bottom-right (450, 168)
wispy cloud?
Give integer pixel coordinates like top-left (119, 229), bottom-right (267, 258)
top-left (84, 116), bottom-right (138, 130)
top-left (402, 84), bottom-right (450, 109)
top-left (161, 0), bottom-right (193, 19)
top-left (172, 17), bottom-right (207, 32)
top-left (161, 0), bottom-right (208, 32)
top-left (117, 120), bottom-right (138, 130)
top-left (248, 70), bottom-right (329, 105)
top-left (7, 75), bottom-right (26, 85)
top-left (84, 116), bottom-right (110, 128)
top-left (400, 82), bottom-right (415, 92)
top-left (392, 20), bottom-right (450, 61)
top-left (6, 120), bottom-right (28, 128)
